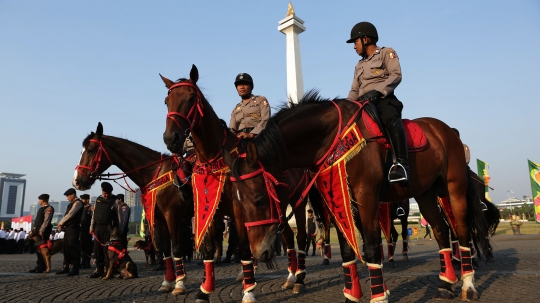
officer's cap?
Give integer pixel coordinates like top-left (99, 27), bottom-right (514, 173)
top-left (346, 22), bottom-right (378, 43)
top-left (101, 182), bottom-right (113, 193)
top-left (234, 73), bottom-right (254, 88)
top-left (80, 194), bottom-right (90, 199)
top-left (116, 194), bottom-right (125, 201)
top-left (38, 194), bottom-right (50, 201)
top-left (63, 188), bottom-right (76, 196)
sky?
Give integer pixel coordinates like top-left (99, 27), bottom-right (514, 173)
top-left (1, 1), bottom-right (539, 211)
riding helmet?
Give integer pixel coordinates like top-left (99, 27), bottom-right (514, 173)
top-left (346, 22), bottom-right (378, 43)
top-left (234, 73), bottom-right (254, 89)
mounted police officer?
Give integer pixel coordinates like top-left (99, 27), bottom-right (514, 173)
top-left (56, 188), bottom-right (84, 276)
top-left (88, 182), bottom-right (119, 278)
top-left (79, 193), bottom-right (93, 269)
top-left (28, 194), bottom-right (54, 273)
top-left (346, 21), bottom-right (410, 184)
top-left (228, 73), bottom-right (270, 139)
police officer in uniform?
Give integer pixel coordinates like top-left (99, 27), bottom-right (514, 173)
top-left (28, 194), bottom-right (54, 273)
top-left (346, 22), bottom-right (410, 184)
top-left (229, 73), bottom-right (271, 139)
top-left (88, 182), bottom-right (119, 278)
top-left (56, 188), bottom-right (84, 276)
top-left (79, 194), bottom-right (93, 269)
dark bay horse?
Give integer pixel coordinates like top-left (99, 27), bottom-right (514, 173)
top-left (226, 91), bottom-right (493, 302)
top-left (160, 65), bottom-right (315, 300)
top-left (72, 122), bottom-right (193, 295)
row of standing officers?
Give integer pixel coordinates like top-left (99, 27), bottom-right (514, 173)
top-left (29, 182), bottom-right (130, 277)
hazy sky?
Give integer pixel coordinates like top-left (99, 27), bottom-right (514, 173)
top-left (1, 1), bottom-right (539, 211)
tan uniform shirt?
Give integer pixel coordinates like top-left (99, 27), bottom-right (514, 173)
top-left (347, 47), bottom-right (402, 100)
top-left (228, 95), bottom-right (270, 135)
top-left (463, 144), bottom-right (470, 165)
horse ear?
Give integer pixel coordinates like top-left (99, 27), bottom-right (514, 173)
top-left (246, 141), bottom-right (259, 167)
top-left (190, 64), bottom-right (199, 84)
top-left (159, 74), bottom-right (174, 89)
top-left (222, 147), bottom-right (235, 169)
top-left (96, 122), bottom-right (103, 139)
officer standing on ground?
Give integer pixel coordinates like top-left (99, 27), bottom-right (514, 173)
top-left (79, 194), bottom-right (93, 269)
top-left (57, 188), bottom-right (84, 276)
top-left (28, 194), bottom-right (54, 273)
top-left (115, 194), bottom-right (130, 249)
top-left (228, 73), bottom-right (271, 139)
top-left (305, 209), bottom-right (319, 256)
top-left (88, 182), bottom-right (119, 278)
top-left (346, 21), bottom-right (410, 184)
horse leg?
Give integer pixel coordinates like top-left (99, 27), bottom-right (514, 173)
top-left (357, 200), bottom-right (389, 303)
top-left (154, 214), bottom-right (175, 293)
top-left (280, 224), bottom-right (297, 290)
top-left (235, 218), bottom-right (257, 303)
top-left (167, 211), bottom-right (187, 296)
top-left (293, 205), bottom-right (307, 294)
top-left (415, 189), bottom-right (456, 300)
top-left (388, 222), bottom-right (398, 268)
top-left (335, 227), bottom-right (362, 303)
top-left (194, 222), bottom-right (217, 303)
top-left (400, 216), bottom-right (409, 262)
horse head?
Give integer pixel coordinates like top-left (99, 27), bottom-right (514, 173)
top-left (161, 64), bottom-right (202, 154)
top-left (72, 122), bottom-right (113, 190)
top-left (223, 143), bottom-right (281, 263)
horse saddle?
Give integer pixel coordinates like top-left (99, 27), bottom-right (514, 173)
top-left (362, 104), bottom-right (427, 152)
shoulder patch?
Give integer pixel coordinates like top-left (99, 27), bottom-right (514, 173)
top-left (47, 208), bottom-right (52, 214)
top-left (236, 106), bottom-right (242, 112)
top-left (263, 99), bottom-right (268, 106)
top-left (388, 51), bottom-right (397, 59)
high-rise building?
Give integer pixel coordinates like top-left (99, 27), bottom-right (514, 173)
top-left (125, 190), bottom-right (142, 222)
top-left (0, 172), bottom-right (27, 222)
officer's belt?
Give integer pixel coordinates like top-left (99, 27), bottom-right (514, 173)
top-left (238, 128), bottom-right (254, 133)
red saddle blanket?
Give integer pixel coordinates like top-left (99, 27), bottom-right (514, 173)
top-left (362, 111), bottom-right (427, 152)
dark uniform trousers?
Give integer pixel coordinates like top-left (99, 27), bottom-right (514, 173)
top-left (225, 223), bottom-right (239, 259)
top-left (93, 224), bottom-right (110, 267)
top-left (63, 226), bottom-right (81, 267)
top-left (80, 224), bottom-right (93, 260)
top-left (372, 93), bottom-right (403, 128)
top-left (0, 238), bottom-right (6, 254)
top-left (305, 217), bottom-right (317, 254)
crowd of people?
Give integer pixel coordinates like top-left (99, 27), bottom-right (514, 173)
top-left (23, 182), bottom-right (132, 278)
top-left (0, 227), bottom-right (29, 254)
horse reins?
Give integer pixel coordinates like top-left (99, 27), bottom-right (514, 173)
top-left (166, 81), bottom-right (204, 141)
top-left (230, 154), bottom-right (289, 230)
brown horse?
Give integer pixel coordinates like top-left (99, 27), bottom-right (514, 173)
top-left (72, 122), bottom-right (192, 295)
top-left (225, 90), bottom-right (493, 302)
top-left (160, 65), bottom-right (313, 301)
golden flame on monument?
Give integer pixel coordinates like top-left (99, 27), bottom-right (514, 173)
top-left (286, 2), bottom-right (295, 17)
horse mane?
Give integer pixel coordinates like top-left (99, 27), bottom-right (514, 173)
top-left (82, 133), bottom-right (170, 156)
top-left (253, 89), bottom-right (336, 168)
top-left (175, 78), bottom-right (189, 83)
top-left (82, 132), bottom-right (96, 147)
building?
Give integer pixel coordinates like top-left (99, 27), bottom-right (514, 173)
top-left (125, 190), bottom-right (142, 222)
top-left (497, 196), bottom-right (533, 210)
top-left (48, 200), bottom-right (69, 224)
top-left (0, 172), bottom-right (27, 222)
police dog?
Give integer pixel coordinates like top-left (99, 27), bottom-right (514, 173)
top-left (27, 231), bottom-right (64, 273)
top-left (103, 227), bottom-right (138, 280)
top-left (134, 240), bottom-right (156, 266)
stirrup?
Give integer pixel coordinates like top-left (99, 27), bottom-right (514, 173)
top-left (396, 206), bottom-right (405, 217)
top-left (388, 163), bottom-right (408, 183)
top-left (480, 202), bottom-right (488, 211)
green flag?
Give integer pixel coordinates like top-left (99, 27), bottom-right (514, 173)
top-left (528, 160), bottom-right (540, 223)
top-left (140, 208), bottom-right (146, 237)
top-left (476, 159), bottom-right (492, 202)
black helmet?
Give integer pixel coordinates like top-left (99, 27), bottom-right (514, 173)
top-left (234, 73), bottom-right (254, 89)
top-left (346, 22), bottom-right (378, 43)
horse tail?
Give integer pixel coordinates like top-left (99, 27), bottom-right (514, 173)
top-left (308, 187), bottom-right (329, 236)
top-left (465, 169), bottom-right (493, 261)
top-left (483, 201), bottom-right (500, 238)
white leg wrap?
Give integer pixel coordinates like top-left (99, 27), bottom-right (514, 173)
top-left (462, 274), bottom-right (475, 291)
top-left (242, 290), bottom-right (257, 303)
top-left (287, 272), bottom-right (296, 284)
top-left (175, 280), bottom-right (185, 290)
top-left (342, 259), bottom-right (357, 266)
top-left (161, 280), bottom-right (172, 287)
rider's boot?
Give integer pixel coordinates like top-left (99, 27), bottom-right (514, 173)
top-left (387, 119), bottom-right (410, 184)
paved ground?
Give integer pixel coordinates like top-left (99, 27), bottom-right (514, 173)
top-left (1, 234), bottom-right (539, 303)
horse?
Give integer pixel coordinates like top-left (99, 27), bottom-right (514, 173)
top-left (72, 122), bottom-right (193, 295)
top-left (159, 65), bottom-right (317, 301)
top-left (223, 90), bottom-right (495, 303)
top-left (375, 200), bottom-right (410, 267)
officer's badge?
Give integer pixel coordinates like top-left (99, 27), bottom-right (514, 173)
top-left (236, 106), bottom-right (241, 112)
top-left (389, 51), bottom-right (396, 59)
top-left (263, 100), bottom-right (268, 106)
top-left (374, 69), bottom-right (381, 75)
top-left (47, 208), bottom-right (52, 213)
top-left (250, 113), bottom-right (261, 119)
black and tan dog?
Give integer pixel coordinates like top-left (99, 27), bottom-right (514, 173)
top-left (134, 240), bottom-right (156, 266)
top-left (27, 232), bottom-right (64, 273)
top-left (103, 227), bottom-right (138, 280)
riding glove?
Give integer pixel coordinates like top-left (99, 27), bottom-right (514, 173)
top-left (360, 90), bottom-right (383, 102)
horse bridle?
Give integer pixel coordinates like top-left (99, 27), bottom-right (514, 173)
top-left (230, 154), bottom-right (288, 230)
top-left (75, 138), bottom-right (112, 180)
top-left (166, 82), bottom-right (204, 141)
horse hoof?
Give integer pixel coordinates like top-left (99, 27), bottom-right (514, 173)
top-left (172, 287), bottom-right (186, 295)
top-left (292, 283), bottom-right (305, 294)
top-left (281, 280), bottom-right (294, 290)
top-left (322, 259), bottom-right (330, 265)
top-left (388, 261), bottom-right (396, 268)
top-left (242, 291), bottom-right (257, 303)
top-left (434, 288), bottom-right (455, 300)
top-left (195, 291), bottom-right (210, 303)
top-left (403, 255), bottom-right (409, 262)
top-left (158, 284), bottom-right (173, 293)
top-left (460, 288), bottom-right (478, 301)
